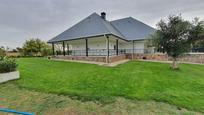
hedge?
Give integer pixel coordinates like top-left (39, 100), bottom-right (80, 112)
top-left (0, 57), bottom-right (17, 73)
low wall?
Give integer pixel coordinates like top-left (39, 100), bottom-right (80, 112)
top-left (6, 52), bottom-right (21, 57)
top-left (179, 53), bottom-right (204, 64)
top-left (54, 55), bottom-right (106, 63)
top-left (0, 71), bottom-right (20, 83)
top-left (54, 55), bottom-right (127, 63)
top-left (109, 54), bottom-right (126, 63)
top-left (53, 53), bottom-right (204, 64)
top-left (126, 53), bottom-right (204, 64)
top-left (126, 54), bottom-right (169, 61)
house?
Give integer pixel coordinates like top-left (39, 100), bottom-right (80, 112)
top-left (48, 12), bottom-right (156, 63)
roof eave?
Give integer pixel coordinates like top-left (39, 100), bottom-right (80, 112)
top-left (47, 33), bottom-right (129, 43)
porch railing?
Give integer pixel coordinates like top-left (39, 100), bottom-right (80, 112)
top-left (55, 49), bottom-right (154, 56)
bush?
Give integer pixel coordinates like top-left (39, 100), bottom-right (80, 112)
top-left (22, 38), bottom-right (52, 57)
top-left (0, 57), bottom-right (18, 73)
top-left (0, 47), bottom-right (6, 57)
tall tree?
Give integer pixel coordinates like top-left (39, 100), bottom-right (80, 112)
top-left (151, 15), bottom-right (192, 69)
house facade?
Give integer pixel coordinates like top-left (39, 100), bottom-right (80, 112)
top-left (48, 12), bottom-right (156, 63)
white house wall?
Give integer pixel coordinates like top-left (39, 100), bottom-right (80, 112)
top-left (57, 35), bottom-right (147, 55)
top-left (134, 41), bottom-right (145, 53)
top-left (65, 35), bottom-right (118, 55)
top-left (119, 40), bottom-right (145, 53)
top-left (67, 35), bottom-right (117, 50)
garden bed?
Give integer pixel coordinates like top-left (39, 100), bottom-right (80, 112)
top-left (0, 56), bottom-right (18, 83)
top-left (0, 71), bottom-right (20, 83)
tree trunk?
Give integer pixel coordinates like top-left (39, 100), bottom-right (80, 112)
top-left (171, 57), bottom-right (179, 69)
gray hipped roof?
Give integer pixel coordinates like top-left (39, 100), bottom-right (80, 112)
top-left (48, 13), bottom-right (156, 43)
top-left (110, 17), bottom-right (156, 40)
top-left (48, 13), bottom-right (124, 43)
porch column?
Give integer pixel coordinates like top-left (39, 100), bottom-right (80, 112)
top-left (106, 35), bottom-right (109, 63)
top-left (63, 41), bottom-right (65, 56)
top-left (116, 39), bottom-right (119, 55)
top-left (67, 43), bottom-right (69, 55)
top-left (85, 38), bottom-right (88, 57)
top-left (52, 43), bottom-right (55, 55)
top-left (132, 40), bottom-right (134, 60)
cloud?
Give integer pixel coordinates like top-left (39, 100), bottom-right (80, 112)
top-left (0, 0), bottom-right (204, 48)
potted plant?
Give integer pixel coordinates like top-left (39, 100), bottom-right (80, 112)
top-left (0, 56), bottom-right (19, 83)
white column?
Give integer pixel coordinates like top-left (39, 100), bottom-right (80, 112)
top-left (105, 35), bottom-right (109, 63)
top-left (132, 40), bottom-right (134, 60)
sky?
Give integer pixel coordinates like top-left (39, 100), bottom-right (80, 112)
top-left (0, 0), bottom-right (204, 48)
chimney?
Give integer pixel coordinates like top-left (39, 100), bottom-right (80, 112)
top-left (101, 12), bottom-right (106, 20)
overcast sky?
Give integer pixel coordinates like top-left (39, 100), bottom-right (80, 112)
top-left (1, 0), bottom-right (204, 48)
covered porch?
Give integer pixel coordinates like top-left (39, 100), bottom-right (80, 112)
top-left (50, 35), bottom-right (153, 63)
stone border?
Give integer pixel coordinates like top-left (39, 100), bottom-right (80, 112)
top-left (53, 53), bottom-right (204, 64)
top-left (0, 71), bottom-right (20, 83)
top-left (53, 55), bottom-right (106, 63)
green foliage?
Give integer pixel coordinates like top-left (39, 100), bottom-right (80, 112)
top-left (189, 18), bottom-right (204, 44)
top-left (0, 57), bottom-right (17, 73)
top-left (150, 15), bottom-right (204, 69)
top-left (196, 40), bottom-right (204, 48)
top-left (22, 38), bottom-right (51, 56)
top-left (41, 44), bottom-right (52, 56)
top-left (0, 46), bottom-right (6, 57)
top-left (152, 15), bottom-right (192, 58)
top-left (16, 58), bottom-right (204, 112)
top-left (151, 16), bottom-right (204, 55)
top-left (189, 18), bottom-right (204, 50)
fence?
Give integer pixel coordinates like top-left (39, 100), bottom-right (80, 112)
top-left (55, 49), bottom-right (154, 56)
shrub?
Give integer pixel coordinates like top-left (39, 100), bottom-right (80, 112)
top-left (22, 38), bottom-right (52, 57)
top-left (0, 47), bottom-right (6, 57)
top-left (0, 57), bottom-right (18, 73)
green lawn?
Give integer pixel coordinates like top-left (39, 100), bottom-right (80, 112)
top-left (0, 84), bottom-right (201, 115)
top-left (15, 58), bottom-right (204, 112)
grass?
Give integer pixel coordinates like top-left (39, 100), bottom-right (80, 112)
top-left (0, 83), bottom-right (202, 115)
top-left (2, 57), bottom-right (204, 113)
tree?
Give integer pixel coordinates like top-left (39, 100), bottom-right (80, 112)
top-left (22, 38), bottom-right (51, 56)
top-left (151, 15), bottom-right (192, 69)
top-left (189, 18), bottom-right (204, 51)
top-left (0, 46), bottom-right (6, 57)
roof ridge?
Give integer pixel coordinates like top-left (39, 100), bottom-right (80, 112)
top-left (128, 17), bottom-right (156, 30)
top-left (96, 14), bottom-right (125, 38)
top-left (108, 21), bottom-right (126, 38)
top-left (111, 16), bottom-right (155, 30)
top-left (48, 13), bottom-right (99, 42)
top-left (110, 17), bottom-right (131, 22)
top-left (110, 16), bottom-right (156, 40)
top-left (95, 14), bottom-right (113, 33)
